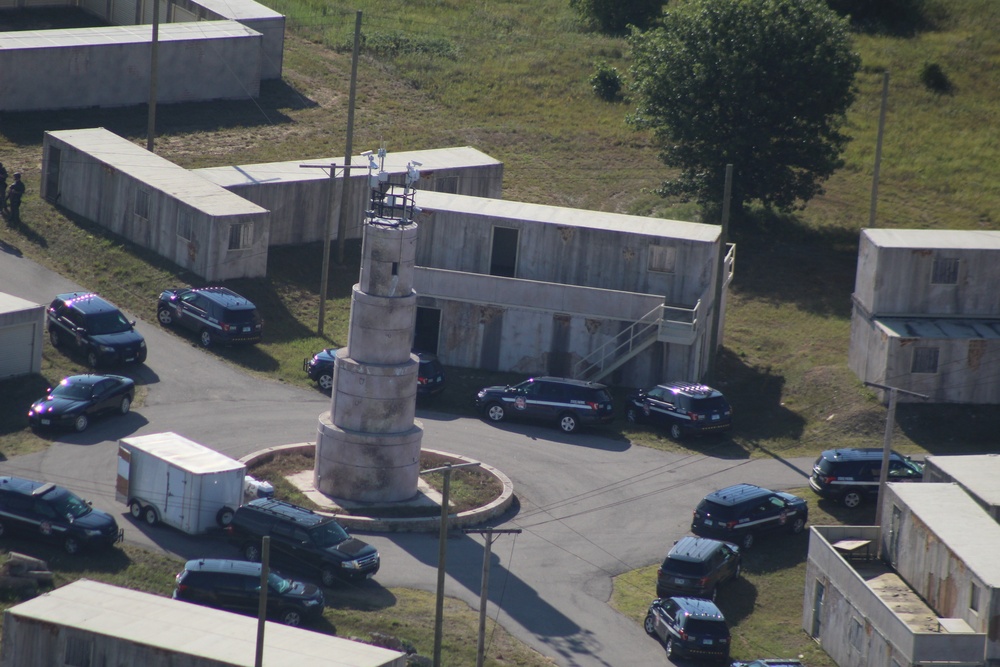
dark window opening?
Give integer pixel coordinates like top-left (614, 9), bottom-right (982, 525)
top-left (414, 307), bottom-right (441, 354)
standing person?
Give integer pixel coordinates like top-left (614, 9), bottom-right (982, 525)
top-left (6, 172), bottom-right (25, 224)
top-left (0, 163), bottom-right (7, 216)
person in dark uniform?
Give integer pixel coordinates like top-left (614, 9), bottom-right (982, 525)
top-left (0, 163), bottom-right (7, 216)
top-left (6, 172), bottom-right (25, 224)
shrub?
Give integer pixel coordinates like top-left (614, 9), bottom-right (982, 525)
top-left (569, 0), bottom-right (663, 35)
top-left (590, 62), bottom-right (623, 102)
top-left (920, 62), bottom-right (953, 94)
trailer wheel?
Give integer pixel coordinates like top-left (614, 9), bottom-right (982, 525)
top-left (143, 506), bottom-right (159, 526)
top-left (216, 506), bottom-right (235, 528)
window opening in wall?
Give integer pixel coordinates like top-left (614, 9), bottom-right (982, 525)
top-left (970, 582), bottom-right (981, 613)
top-left (911, 347), bottom-right (940, 374)
top-left (135, 189), bottom-right (149, 220)
top-left (848, 617), bottom-right (863, 650)
top-left (177, 210), bottom-right (193, 241)
top-left (490, 227), bottom-right (518, 278)
top-left (811, 581), bottom-right (824, 638)
top-left (228, 222), bottom-right (253, 250)
top-left (435, 175), bottom-right (458, 194)
top-left (648, 245), bottom-right (676, 273)
top-left (931, 257), bottom-right (959, 284)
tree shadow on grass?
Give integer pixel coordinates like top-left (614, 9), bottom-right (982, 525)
top-left (728, 209), bottom-right (860, 320)
top-left (714, 347), bottom-right (807, 445)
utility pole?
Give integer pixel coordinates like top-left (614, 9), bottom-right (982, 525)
top-left (462, 527), bottom-right (521, 667)
top-left (420, 461), bottom-right (481, 667)
top-left (336, 11), bottom-right (362, 265)
top-left (254, 536), bottom-right (270, 667)
top-left (706, 164), bottom-right (732, 382)
top-left (146, 0), bottom-right (160, 152)
top-left (869, 71), bottom-right (890, 227)
top-left (865, 381), bottom-right (927, 558)
top-left (300, 161), bottom-right (368, 335)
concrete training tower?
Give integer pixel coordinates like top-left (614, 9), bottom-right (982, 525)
top-left (314, 152), bottom-right (424, 502)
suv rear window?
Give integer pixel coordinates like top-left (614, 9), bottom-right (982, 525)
top-left (685, 619), bottom-right (728, 636)
top-left (587, 388), bottom-right (612, 402)
top-left (662, 559), bottom-right (709, 576)
top-left (681, 395), bottom-right (729, 411)
top-left (224, 309), bottom-right (259, 324)
top-left (697, 499), bottom-right (737, 521)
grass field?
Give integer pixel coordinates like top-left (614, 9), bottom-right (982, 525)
top-left (1, 0), bottom-right (998, 663)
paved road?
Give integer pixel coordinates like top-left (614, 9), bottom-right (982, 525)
top-left (0, 246), bottom-right (815, 666)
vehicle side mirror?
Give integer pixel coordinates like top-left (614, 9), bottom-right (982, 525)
top-left (130, 320), bottom-right (136, 326)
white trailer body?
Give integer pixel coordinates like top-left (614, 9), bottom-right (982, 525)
top-left (115, 432), bottom-right (246, 535)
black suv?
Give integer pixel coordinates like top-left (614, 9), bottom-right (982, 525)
top-left (305, 349), bottom-right (446, 396)
top-left (691, 484), bottom-right (808, 550)
top-left (47, 292), bottom-right (147, 368)
top-left (0, 476), bottom-right (120, 554)
top-left (475, 376), bottom-right (615, 434)
top-left (809, 448), bottom-right (924, 508)
top-left (173, 558), bottom-right (325, 627)
top-left (644, 596), bottom-right (731, 661)
top-left (157, 286), bottom-right (262, 347)
top-left (656, 536), bottom-right (741, 600)
top-left (226, 498), bottom-right (380, 586)
top-left (626, 382), bottom-right (732, 440)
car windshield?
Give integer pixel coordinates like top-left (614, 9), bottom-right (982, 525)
top-left (51, 380), bottom-right (93, 401)
top-left (87, 310), bottom-right (132, 335)
top-left (309, 521), bottom-right (350, 548)
top-left (268, 572), bottom-right (292, 594)
top-left (45, 488), bottom-right (91, 519)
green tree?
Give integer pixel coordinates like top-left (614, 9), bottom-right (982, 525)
top-left (628, 0), bottom-right (861, 215)
top-left (570, 0), bottom-right (663, 35)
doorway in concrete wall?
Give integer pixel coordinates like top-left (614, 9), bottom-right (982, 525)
top-left (414, 307), bottom-right (441, 354)
top-left (490, 226), bottom-right (518, 277)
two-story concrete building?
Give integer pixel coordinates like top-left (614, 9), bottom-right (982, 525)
top-left (803, 471), bottom-right (1000, 667)
top-left (848, 229), bottom-right (1000, 404)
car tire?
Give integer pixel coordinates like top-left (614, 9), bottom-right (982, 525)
top-left (669, 423), bottom-right (683, 440)
top-left (73, 414), bottom-right (89, 433)
top-left (790, 516), bottom-right (806, 534)
top-left (558, 413), bottom-right (578, 434)
top-left (318, 373), bottom-right (333, 392)
top-left (64, 537), bottom-right (81, 555)
top-left (216, 506), bottom-right (235, 528)
top-left (86, 350), bottom-right (100, 369)
top-left (626, 407), bottom-right (639, 425)
top-left (321, 567), bottom-right (338, 588)
top-left (199, 329), bottom-right (213, 348)
top-left (129, 500), bottom-right (143, 520)
top-left (244, 543), bottom-right (261, 562)
top-left (485, 403), bottom-right (506, 423)
top-left (842, 491), bottom-right (863, 509)
top-left (740, 532), bottom-right (754, 550)
top-left (664, 636), bottom-right (674, 658)
top-left (49, 328), bottom-right (61, 347)
top-left (280, 608), bottom-right (303, 627)
top-left (157, 307), bottom-right (174, 326)
top-left (119, 396), bottom-right (131, 415)
top-left (143, 506), bottom-right (159, 526)
top-left (643, 613), bottom-right (657, 637)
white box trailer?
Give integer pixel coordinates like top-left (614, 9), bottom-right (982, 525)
top-left (115, 432), bottom-right (246, 534)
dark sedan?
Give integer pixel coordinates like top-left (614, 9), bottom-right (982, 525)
top-left (28, 374), bottom-right (135, 432)
top-left (304, 348), bottom-right (446, 396)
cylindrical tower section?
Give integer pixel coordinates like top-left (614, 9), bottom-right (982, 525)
top-left (315, 213), bottom-right (424, 503)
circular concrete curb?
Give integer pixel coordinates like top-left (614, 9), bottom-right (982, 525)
top-left (240, 443), bottom-right (515, 533)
